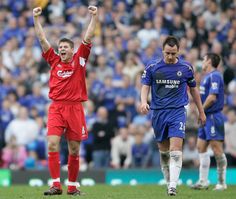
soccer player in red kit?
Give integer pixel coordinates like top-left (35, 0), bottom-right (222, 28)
top-left (33, 5), bottom-right (98, 196)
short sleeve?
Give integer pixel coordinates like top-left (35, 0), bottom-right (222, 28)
top-left (74, 41), bottom-right (92, 65)
top-left (187, 65), bottom-right (196, 87)
top-left (141, 63), bottom-right (153, 86)
top-left (42, 48), bottom-right (59, 66)
top-left (209, 74), bottom-right (220, 95)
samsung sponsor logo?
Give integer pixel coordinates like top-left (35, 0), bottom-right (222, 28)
top-left (156, 79), bottom-right (180, 89)
top-left (156, 79), bottom-right (180, 84)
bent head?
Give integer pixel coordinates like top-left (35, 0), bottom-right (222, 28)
top-left (162, 36), bottom-right (179, 64)
top-left (58, 38), bottom-right (74, 62)
top-left (202, 53), bottom-right (220, 72)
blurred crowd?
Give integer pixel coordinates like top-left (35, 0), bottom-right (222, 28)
top-left (0, 0), bottom-right (236, 171)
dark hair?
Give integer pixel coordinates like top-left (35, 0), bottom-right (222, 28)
top-left (205, 53), bottom-right (221, 68)
top-left (163, 36), bottom-right (180, 50)
top-left (58, 38), bottom-right (74, 48)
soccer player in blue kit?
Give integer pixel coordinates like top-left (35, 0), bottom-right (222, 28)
top-left (191, 53), bottom-right (227, 191)
top-left (140, 36), bottom-right (206, 196)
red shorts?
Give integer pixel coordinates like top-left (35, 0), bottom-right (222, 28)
top-left (47, 101), bottom-right (88, 141)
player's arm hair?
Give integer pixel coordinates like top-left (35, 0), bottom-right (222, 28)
top-left (141, 85), bottom-right (150, 104)
top-left (83, 11), bottom-right (98, 44)
top-left (33, 15), bottom-right (51, 53)
top-left (202, 94), bottom-right (217, 110)
top-left (189, 87), bottom-right (205, 114)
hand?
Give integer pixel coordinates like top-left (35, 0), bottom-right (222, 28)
top-left (198, 112), bottom-right (206, 126)
top-left (140, 103), bottom-right (150, 115)
top-left (88, 6), bottom-right (98, 16)
top-left (33, 7), bottom-right (42, 17)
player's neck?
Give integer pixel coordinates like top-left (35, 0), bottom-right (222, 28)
top-left (163, 58), bottom-right (179, 64)
top-left (206, 67), bottom-right (216, 74)
top-left (62, 57), bottom-right (73, 63)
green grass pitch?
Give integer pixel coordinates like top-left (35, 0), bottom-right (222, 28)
top-left (1, 185), bottom-right (236, 199)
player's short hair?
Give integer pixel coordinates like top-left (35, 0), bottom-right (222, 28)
top-left (58, 38), bottom-right (74, 48)
top-left (205, 53), bottom-right (221, 68)
top-left (163, 36), bottom-right (180, 50)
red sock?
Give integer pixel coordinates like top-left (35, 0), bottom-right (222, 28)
top-left (48, 152), bottom-right (61, 188)
top-left (68, 154), bottom-right (80, 192)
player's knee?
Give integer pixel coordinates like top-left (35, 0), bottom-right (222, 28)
top-left (47, 141), bottom-right (59, 152)
top-left (69, 145), bottom-right (79, 155)
top-left (70, 149), bottom-right (79, 156)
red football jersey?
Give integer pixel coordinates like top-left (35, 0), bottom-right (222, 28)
top-left (42, 42), bottom-right (91, 102)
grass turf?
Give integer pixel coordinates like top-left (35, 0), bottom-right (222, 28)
top-left (1, 185), bottom-right (236, 199)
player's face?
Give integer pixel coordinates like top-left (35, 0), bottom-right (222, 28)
top-left (163, 45), bottom-right (179, 64)
top-left (58, 42), bottom-right (74, 62)
top-left (202, 56), bottom-right (211, 72)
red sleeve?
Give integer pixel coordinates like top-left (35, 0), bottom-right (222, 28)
top-left (42, 48), bottom-right (60, 66)
top-left (75, 41), bottom-right (92, 64)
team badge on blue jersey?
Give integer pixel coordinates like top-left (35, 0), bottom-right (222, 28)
top-left (177, 71), bottom-right (182, 77)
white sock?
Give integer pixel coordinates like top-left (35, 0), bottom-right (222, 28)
top-left (160, 151), bottom-right (170, 187)
top-left (169, 151), bottom-right (182, 189)
top-left (199, 152), bottom-right (210, 184)
top-left (215, 153), bottom-right (227, 185)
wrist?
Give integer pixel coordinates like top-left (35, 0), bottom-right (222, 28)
top-left (199, 109), bottom-right (205, 114)
top-left (92, 14), bottom-right (98, 20)
top-left (83, 39), bottom-right (91, 45)
top-left (33, 16), bottom-right (40, 21)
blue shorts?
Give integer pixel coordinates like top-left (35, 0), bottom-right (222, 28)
top-left (152, 107), bottom-right (187, 142)
top-left (198, 112), bottom-right (225, 141)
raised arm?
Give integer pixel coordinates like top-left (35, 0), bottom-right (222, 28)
top-left (189, 87), bottom-right (206, 125)
top-left (33, 7), bottom-right (51, 53)
top-left (83, 6), bottom-right (98, 44)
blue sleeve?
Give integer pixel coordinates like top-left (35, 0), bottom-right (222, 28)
top-left (186, 65), bottom-right (196, 87)
top-left (209, 74), bottom-right (220, 95)
top-left (141, 63), bottom-right (153, 86)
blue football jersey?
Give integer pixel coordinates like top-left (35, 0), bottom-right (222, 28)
top-left (141, 58), bottom-right (196, 109)
top-left (199, 70), bottom-right (224, 114)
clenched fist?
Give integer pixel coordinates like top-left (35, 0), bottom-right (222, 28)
top-left (88, 6), bottom-right (98, 15)
top-left (33, 7), bottom-right (42, 17)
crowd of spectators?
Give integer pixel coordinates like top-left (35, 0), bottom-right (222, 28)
top-left (0, 0), bottom-right (236, 170)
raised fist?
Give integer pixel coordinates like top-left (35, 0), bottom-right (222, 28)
top-left (88, 6), bottom-right (98, 15)
top-left (33, 7), bottom-right (42, 17)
